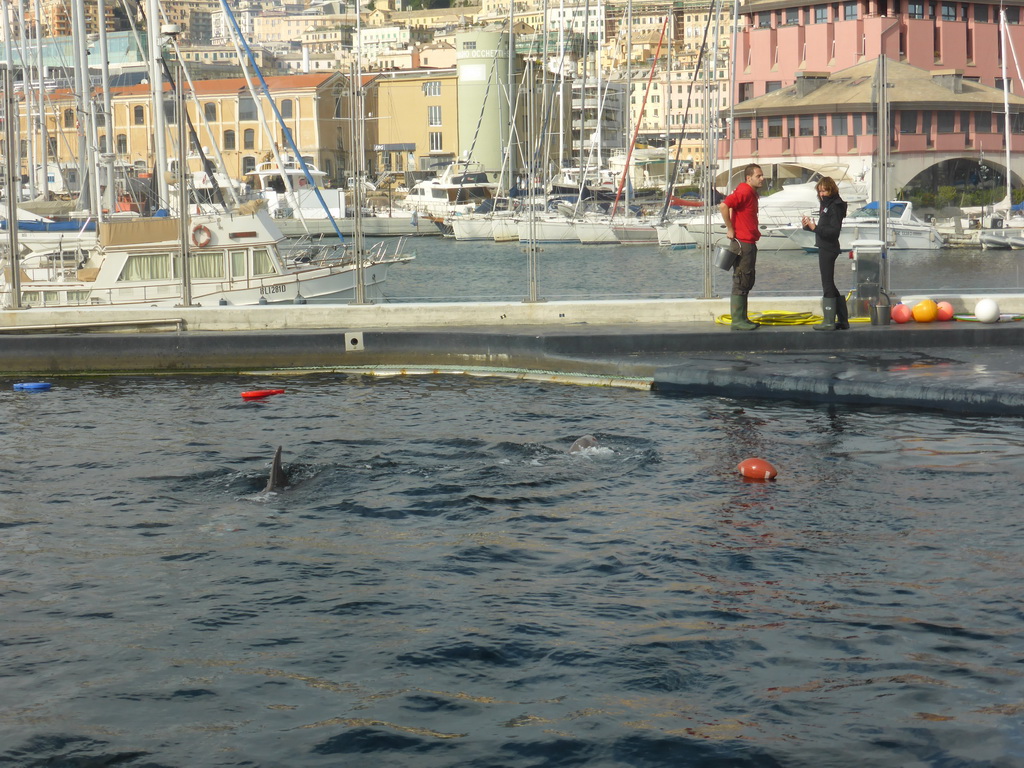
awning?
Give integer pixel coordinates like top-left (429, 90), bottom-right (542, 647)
top-left (374, 143), bottom-right (416, 152)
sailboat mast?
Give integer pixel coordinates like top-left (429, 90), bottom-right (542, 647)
top-left (98, 0), bottom-right (115, 217)
top-left (148, 0), bottom-right (170, 208)
top-left (1001, 8), bottom-right (1011, 212)
top-left (16, 0), bottom-right (34, 200)
top-left (34, 0), bottom-right (45, 200)
top-left (0, 0), bottom-right (19, 204)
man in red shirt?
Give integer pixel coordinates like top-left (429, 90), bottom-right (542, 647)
top-left (719, 163), bottom-right (766, 330)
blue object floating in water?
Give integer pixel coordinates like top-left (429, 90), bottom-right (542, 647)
top-left (13, 382), bottom-right (52, 391)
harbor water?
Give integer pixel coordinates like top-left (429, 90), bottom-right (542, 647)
top-left (378, 237), bottom-right (1024, 303)
top-left (2, 373), bottom-right (1023, 766)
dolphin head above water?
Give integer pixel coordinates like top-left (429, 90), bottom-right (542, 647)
top-left (568, 434), bottom-right (599, 454)
top-left (264, 446), bottom-right (289, 492)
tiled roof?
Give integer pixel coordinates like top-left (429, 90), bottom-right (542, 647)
top-left (736, 57), bottom-right (1024, 114)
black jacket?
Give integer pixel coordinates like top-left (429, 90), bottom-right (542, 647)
top-left (808, 194), bottom-right (847, 255)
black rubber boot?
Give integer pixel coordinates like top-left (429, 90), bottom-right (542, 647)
top-left (730, 295), bottom-right (759, 331)
top-left (814, 299), bottom-right (837, 331)
top-left (835, 297), bottom-right (850, 330)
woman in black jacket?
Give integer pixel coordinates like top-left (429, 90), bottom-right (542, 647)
top-left (802, 176), bottom-right (849, 331)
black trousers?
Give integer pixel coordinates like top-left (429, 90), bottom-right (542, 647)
top-left (731, 240), bottom-right (758, 295)
top-left (818, 247), bottom-right (842, 299)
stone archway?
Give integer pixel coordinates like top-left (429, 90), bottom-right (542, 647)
top-left (897, 155), bottom-right (1021, 212)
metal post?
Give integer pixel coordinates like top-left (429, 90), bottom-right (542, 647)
top-left (174, 53), bottom-right (192, 306)
top-left (3, 63), bottom-right (23, 309)
top-left (351, 65), bottom-right (367, 305)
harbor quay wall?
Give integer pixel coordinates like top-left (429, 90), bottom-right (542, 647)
top-left (1, 295), bottom-right (1024, 377)
top-left (3, 294), bottom-right (1024, 335)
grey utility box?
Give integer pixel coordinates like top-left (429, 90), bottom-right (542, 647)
top-left (849, 239), bottom-right (886, 318)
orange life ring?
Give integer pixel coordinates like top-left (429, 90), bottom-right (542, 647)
top-left (191, 224), bottom-right (212, 247)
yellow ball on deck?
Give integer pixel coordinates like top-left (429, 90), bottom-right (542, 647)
top-left (912, 299), bottom-right (938, 323)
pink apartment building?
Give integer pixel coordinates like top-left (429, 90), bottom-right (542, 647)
top-left (725, 0), bottom-right (1024, 193)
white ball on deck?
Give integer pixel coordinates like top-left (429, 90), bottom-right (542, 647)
top-left (974, 298), bottom-right (1001, 324)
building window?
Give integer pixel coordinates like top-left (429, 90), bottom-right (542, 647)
top-left (765, 80), bottom-right (782, 93)
top-left (941, 3), bottom-right (956, 20)
top-left (204, 102), bottom-right (216, 122)
top-left (833, 114), bottom-right (848, 135)
top-left (462, 40), bottom-right (476, 50)
top-left (133, 105), bottom-right (144, 125)
top-left (116, 133), bottom-right (127, 154)
top-left (975, 110), bottom-right (991, 132)
top-left (242, 156), bottom-right (256, 175)
top-left (786, 8), bottom-right (799, 24)
top-left (866, 113), bottom-right (877, 134)
top-left (223, 130), bottom-right (236, 150)
top-left (758, 11), bottom-right (772, 27)
top-left (814, 6), bottom-right (829, 23)
top-left (908, 1), bottom-right (924, 18)
top-left (768, 116), bottom-right (783, 137)
top-left (239, 95), bottom-right (256, 121)
top-left (738, 117), bottom-right (752, 138)
top-left (799, 115), bottom-right (814, 135)
top-left (819, 115), bottom-right (828, 135)
top-left (428, 105), bottom-right (442, 126)
top-left (975, 4), bottom-right (988, 21)
top-left (243, 128), bottom-right (255, 149)
top-left (844, 2), bottom-right (858, 19)
top-left (995, 77), bottom-right (1012, 93)
top-left (901, 110), bottom-right (917, 133)
top-left (429, 131), bottom-right (443, 151)
top-left (424, 81), bottom-right (441, 96)
top-left (937, 110), bottom-right (955, 132)
top-left (280, 99), bottom-right (293, 119)
top-left (739, 82), bottom-right (753, 101)
top-left (1008, 6), bottom-right (1021, 23)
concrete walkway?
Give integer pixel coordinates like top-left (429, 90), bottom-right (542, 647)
top-left (3, 296), bottom-right (1024, 415)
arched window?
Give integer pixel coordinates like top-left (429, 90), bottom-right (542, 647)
top-left (133, 105), bottom-right (145, 125)
top-left (280, 98), bottom-right (293, 118)
top-left (116, 134), bottom-right (127, 154)
top-left (204, 102), bottom-right (217, 122)
top-left (243, 128), bottom-right (255, 149)
top-left (242, 155), bottom-right (256, 175)
top-left (63, 108), bottom-right (75, 128)
top-left (223, 130), bottom-right (236, 150)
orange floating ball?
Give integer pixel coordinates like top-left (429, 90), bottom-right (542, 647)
top-left (891, 303), bottom-right (913, 324)
top-left (737, 457), bottom-right (778, 481)
top-left (936, 301), bottom-right (955, 321)
top-left (912, 299), bottom-right (938, 323)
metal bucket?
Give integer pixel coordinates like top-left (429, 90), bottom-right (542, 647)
top-left (715, 239), bottom-right (740, 271)
top-left (870, 304), bottom-right (891, 325)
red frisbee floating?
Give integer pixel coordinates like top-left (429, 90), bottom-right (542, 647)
top-left (241, 389), bottom-right (285, 400)
top-left (737, 457), bottom-right (778, 481)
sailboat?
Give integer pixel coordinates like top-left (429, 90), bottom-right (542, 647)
top-left (1, 2), bottom-right (413, 309)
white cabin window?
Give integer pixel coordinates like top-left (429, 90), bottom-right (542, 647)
top-left (191, 251), bottom-right (225, 279)
top-left (119, 253), bottom-right (172, 281)
top-left (252, 248), bottom-right (275, 276)
top-left (231, 250), bottom-right (246, 278)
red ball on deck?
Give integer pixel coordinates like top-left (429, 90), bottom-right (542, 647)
top-left (737, 458), bottom-right (778, 481)
top-left (891, 304), bottom-right (913, 324)
top-left (936, 301), bottom-right (955, 321)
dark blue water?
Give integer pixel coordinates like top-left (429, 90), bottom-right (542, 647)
top-left (382, 239), bottom-right (1024, 303)
top-left (3, 374), bottom-right (1023, 766)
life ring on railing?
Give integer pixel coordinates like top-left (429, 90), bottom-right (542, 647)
top-left (191, 224), bottom-right (212, 247)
